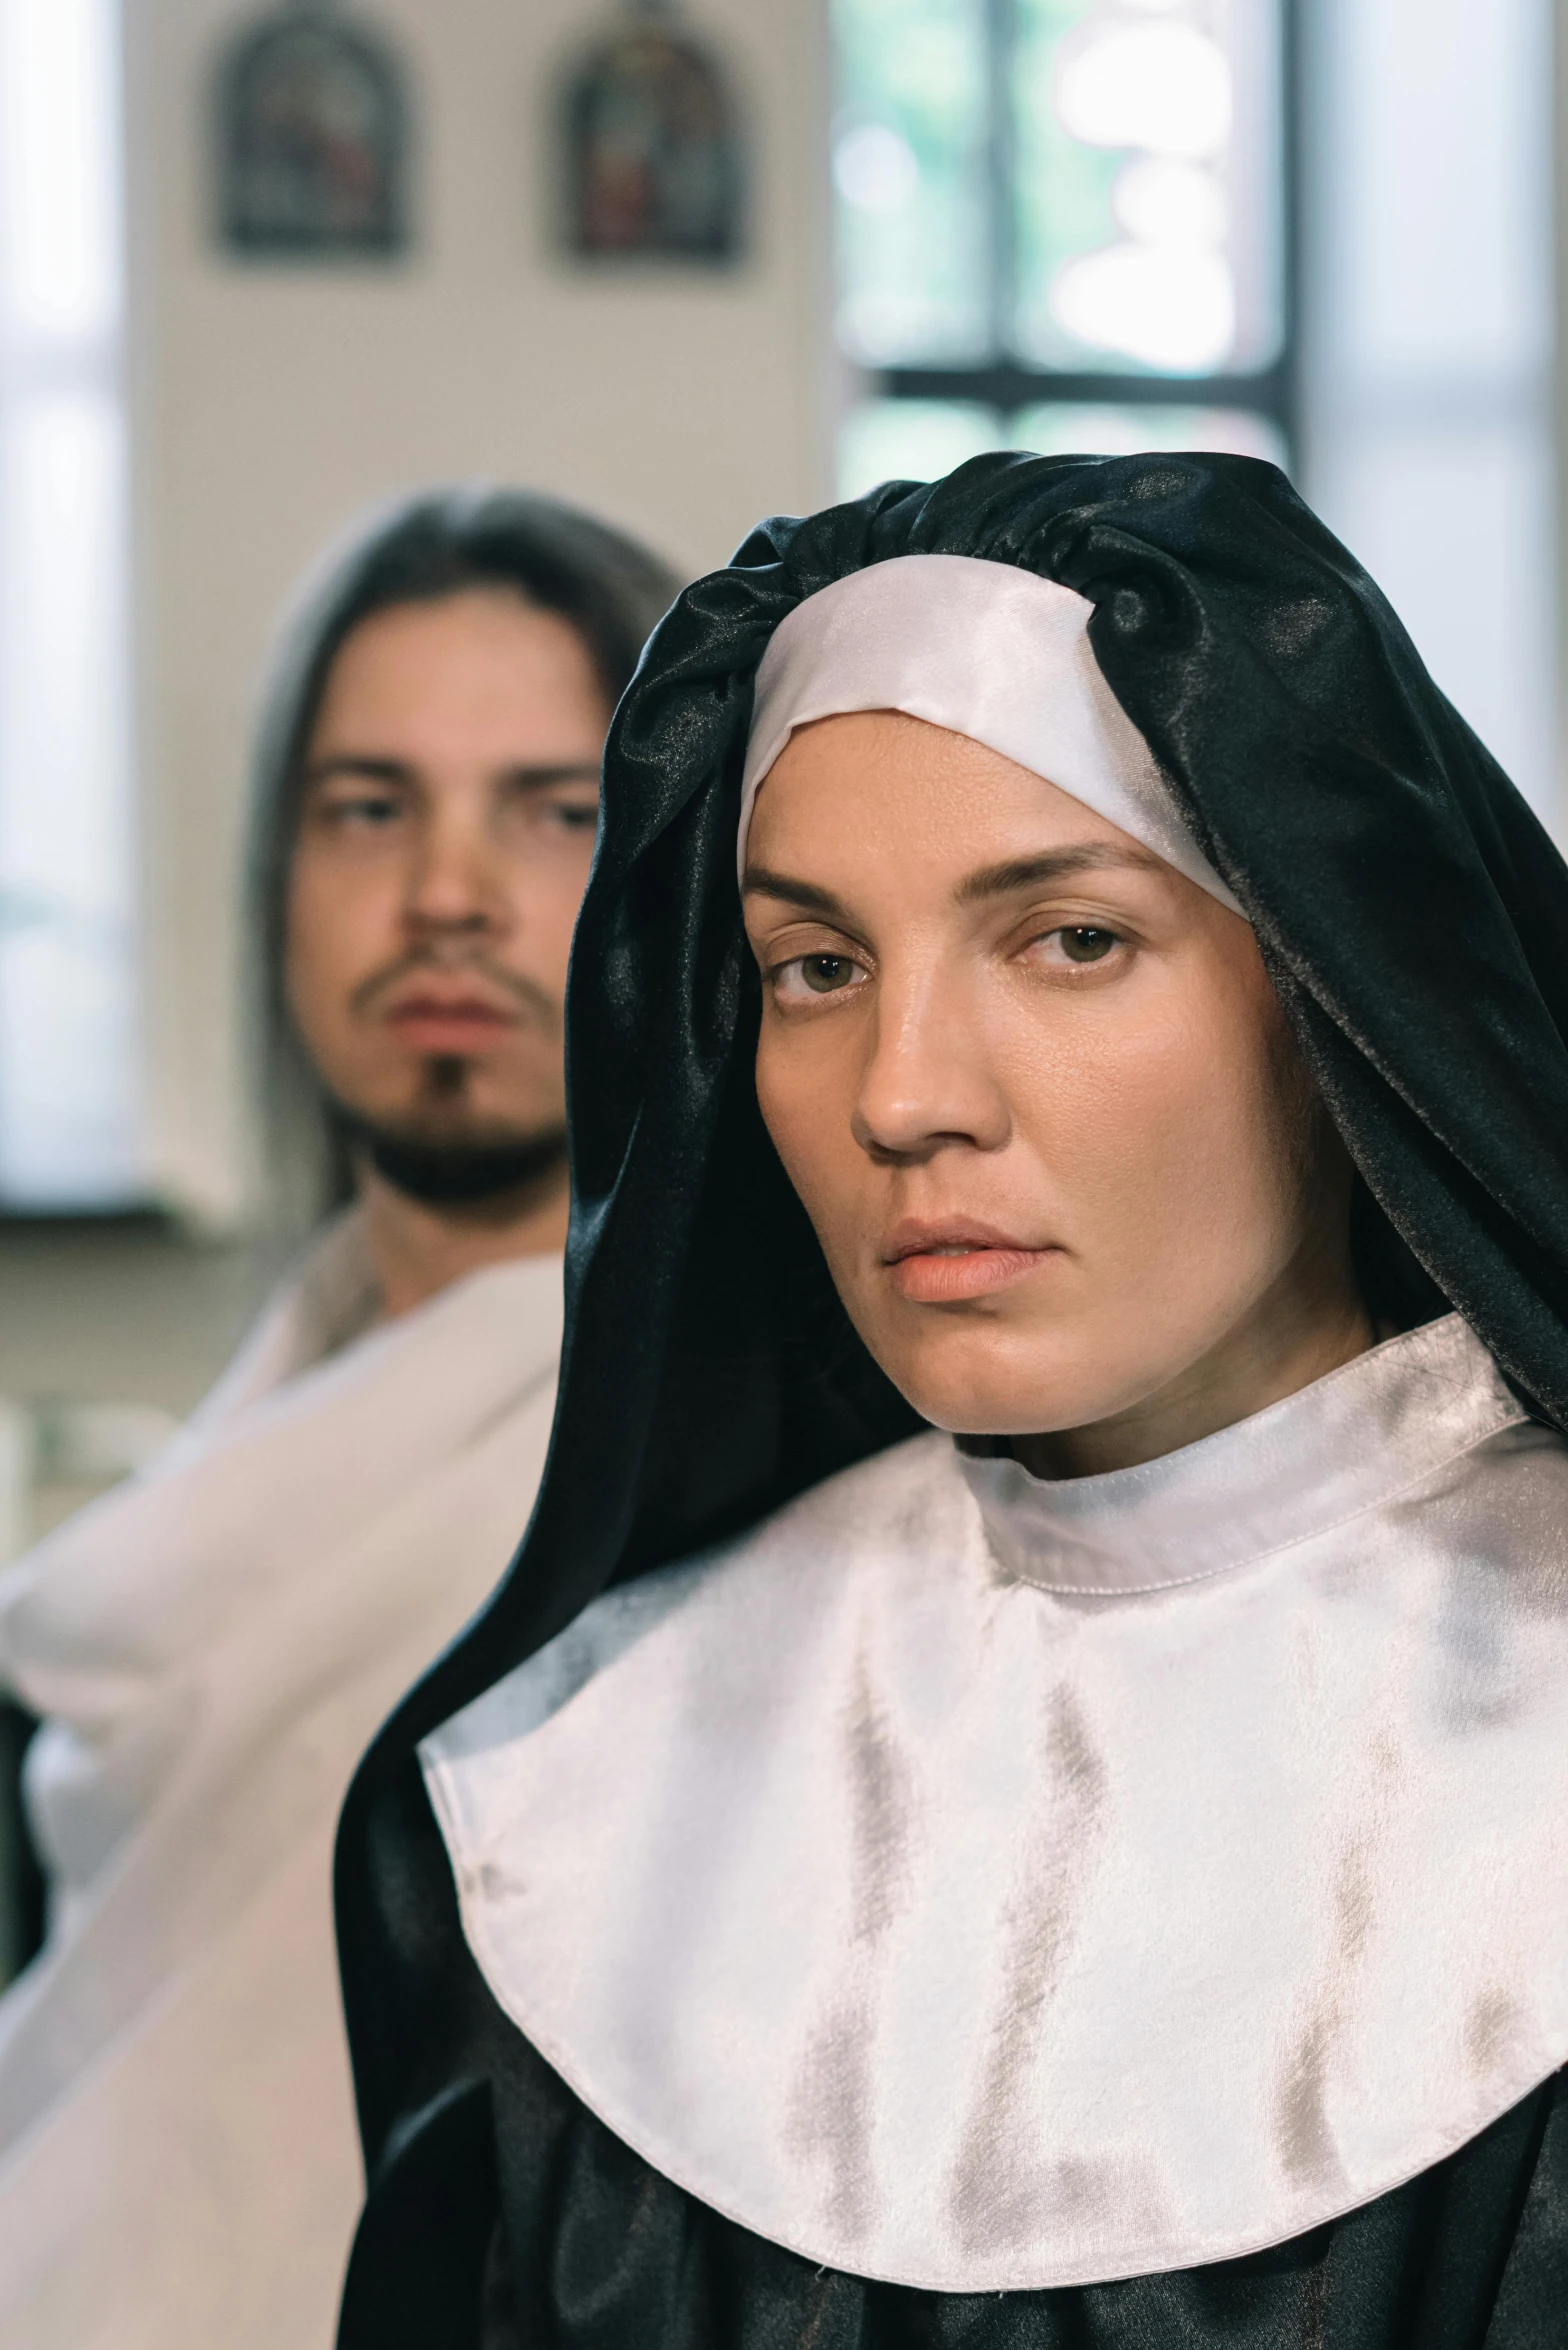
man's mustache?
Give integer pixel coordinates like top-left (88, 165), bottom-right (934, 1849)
top-left (350, 949), bottom-right (560, 1033)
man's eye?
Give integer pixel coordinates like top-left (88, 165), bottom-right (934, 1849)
top-left (1053, 926), bottom-right (1119, 964)
top-left (327, 795), bottom-right (401, 827)
top-left (544, 801), bottom-right (599, 831)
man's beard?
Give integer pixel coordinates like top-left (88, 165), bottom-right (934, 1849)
top-left (328, 1061), bottom-right (569, 1208)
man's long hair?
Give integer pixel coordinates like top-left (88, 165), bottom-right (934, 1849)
top-left (245, 484), bottom-right (682, 1224)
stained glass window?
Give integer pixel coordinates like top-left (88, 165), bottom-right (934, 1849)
top-left (832, 0), bottom-right (1290, 489)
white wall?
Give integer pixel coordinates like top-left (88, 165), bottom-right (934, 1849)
top-left (125, 0), bottom-right (833, 1225)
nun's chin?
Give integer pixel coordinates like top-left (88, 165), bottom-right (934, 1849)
top-left (860, 1326), bottom-right (1175, 1445)
top-left (823, 1210), bottom-right (1376, 1473)
top-left (826, 1273), bottom-right (1185, 1441)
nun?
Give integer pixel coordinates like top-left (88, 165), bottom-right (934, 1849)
top-left (334, 454), bottom-right (1568, 2346)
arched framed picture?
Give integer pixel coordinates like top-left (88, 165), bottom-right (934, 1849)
top-left (564, 10), bottom-right (744, 264)
top-left (216, 3), bottom-right (410, 260)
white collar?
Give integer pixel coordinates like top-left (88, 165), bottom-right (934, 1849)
top-left (423, 1316), bottom-right (1568, 2290)
top-left (959, 1314), bottom-right (1512, 1593)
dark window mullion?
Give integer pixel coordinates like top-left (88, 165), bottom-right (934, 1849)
top-left (882, 361), bottom-right (1292, 421)
top-left (984, 0), bottom-right (1020, 367)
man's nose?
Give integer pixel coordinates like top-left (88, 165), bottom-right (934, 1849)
top-left (849, 968), bottom-right (1010, 1162)
top-left (403, 804), bottom-right (509, 940)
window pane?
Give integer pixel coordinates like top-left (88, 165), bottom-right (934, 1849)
top-left (0, 0), bottom-right (120, 345)
top-left (838, 398), bottom-right (1006, 496)
top-left (1013, 0), bottom-right (1283, 378)
top-left (832, 0), bottom-right (990, 364)
top-left (1009, 400), bottom-right (1287, 463)
top-left (1302, 0), bottom-right (1554, 822)
top-left (0, 386), bottom-right (136, 1206)
top-left (0, 0), bottom-right (136, 1207)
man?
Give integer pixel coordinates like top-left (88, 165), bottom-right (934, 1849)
top-left (0, 489), bottom-right (678, 2350)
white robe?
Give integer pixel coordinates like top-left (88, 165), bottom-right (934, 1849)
top-left (0, 1213), bottom-right (562, 2349)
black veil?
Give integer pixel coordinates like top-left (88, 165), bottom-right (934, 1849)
top-left (333, 452), bottom-right (1568, 2332)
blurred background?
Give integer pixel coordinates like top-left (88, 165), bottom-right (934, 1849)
top-left (0, 0), bottom-right (1558, 1556)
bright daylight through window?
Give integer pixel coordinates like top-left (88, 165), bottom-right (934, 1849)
top-left (0, 0), bottom-right (136, 1208)
top-left (833, 0), bottom-right (1289, 493)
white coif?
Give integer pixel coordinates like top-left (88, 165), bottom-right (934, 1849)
top-left (423, 1315), bottom-right (1568, 2293)
top-left (738, 553), bottom-right (1243, 913)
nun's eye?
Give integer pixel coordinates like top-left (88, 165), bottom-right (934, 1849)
top-left (772, 950), bottom-right (868, 1005)
top-left (1056, 926), bottom-right (1118, 964)
top-left (801, 954), bottom-right (856, 993)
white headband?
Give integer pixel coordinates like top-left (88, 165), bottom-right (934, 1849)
top-left (738, 553), bottom-right (1241, 914)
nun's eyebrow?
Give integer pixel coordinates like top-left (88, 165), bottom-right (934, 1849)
top-left (741, 866), bottom-right (849, 920)
top-left (742, 844), bottom-right (1163, 923)
top-left (956, 844), bottom-right (1164, 903)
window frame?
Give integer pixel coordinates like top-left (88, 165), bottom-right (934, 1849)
top-left (850, 0), bottom-right (1301, 456)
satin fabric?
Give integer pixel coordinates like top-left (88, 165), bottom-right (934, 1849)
top-left (336, 2015), bottom-right (1568, 2347)
top-left (421, 1316), bottom-right (1568, 2294)
top-left (0, 1216), bottom-right (562, 2350)
top-left (737, 554), bottom-right (1242, 910)
top-left (334, 454), bottom-right (1568, 2345)
top-left (474, 2053), bottom-right (1568, 2348)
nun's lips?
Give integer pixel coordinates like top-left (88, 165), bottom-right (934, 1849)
top-left (883, 1218), bottom-right (1058, 1304)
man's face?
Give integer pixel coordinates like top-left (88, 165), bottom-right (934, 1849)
top-left (284, 589), bottom-right (608, 1153)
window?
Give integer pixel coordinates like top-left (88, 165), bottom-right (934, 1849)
top-left (1299, 0), bottom-right (1555, 822)
top-left (0, 0), bottom-right (136, 1208)
top-left (832, 0), bottom-right (1291, 495)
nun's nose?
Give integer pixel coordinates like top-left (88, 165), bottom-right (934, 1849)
top-left (849, 967), bottom-right (1011, 1163)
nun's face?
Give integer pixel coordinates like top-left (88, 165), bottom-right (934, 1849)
top-left (744, 711), bottom-right (1367, 1474)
